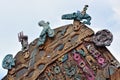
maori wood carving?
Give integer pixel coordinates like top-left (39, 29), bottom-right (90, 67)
top-left (2, 20), bottom-right (120, 80)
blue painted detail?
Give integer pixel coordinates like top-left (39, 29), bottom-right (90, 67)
top-left (29, 48), bottom-right (37, 67)
top-left (77, 49), bottom-right (86, 57)
top-left (61, 5), bottom-right (91, 25)
top-left (74, 74), bottom-right (81, 80)
top-left (37, 20), bottom-right (55, 46)
top-left (2, 54), bottom-right (15, 69)
top-left (62, 12), bottom-right (91, 25)
top-left (47, 72), bottom-right (51, 76)
top-left (56, 44), bottom-right (64, 51)
top-left (109, 65), bottom-right (116, 75)
top-left (37, 34), bottom-right (46, 46)
top-left (65, 66), bottom-right (76, 77)
top-left (61, 27), bottom-right (67, 35)
top-left (61, 54), bottom-right (68, 62)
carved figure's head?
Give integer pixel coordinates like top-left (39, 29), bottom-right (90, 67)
top-left (38, 20), bottom-right (49, 27)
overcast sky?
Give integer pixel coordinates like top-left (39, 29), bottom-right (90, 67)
top-left (0, 0), bottom-right (120, 79)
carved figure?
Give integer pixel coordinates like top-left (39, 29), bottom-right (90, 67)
top-left (37, 20), bottom-right (54, 46)
top-left (18, 32), bottom-right (28, 51)
top-left (62, 5), bottom-right (91, 25)
top-left (92, 29), bottom-right (113, 46)
top-left (2, 54), bottom-right (15, 69)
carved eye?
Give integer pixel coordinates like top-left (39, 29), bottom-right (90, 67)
top-left (54, 44), bottom-right (64, 51)
top-left (38, 64), bottom-right (45, 70)
top-left (54, 66), bottom-right (61, 74)
top-left (16, 68), bottom-right (28, 78)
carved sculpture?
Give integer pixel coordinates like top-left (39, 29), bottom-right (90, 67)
top-left (2, 5), bottom-right (120, 80)
top-left (37, 20), bottom-right (55, 46)
top-left (62, 5), bottom-right (91, 25)
top-left (92, 29), bottom-right (113, 46)
top-left (18, 32), bottom-right (28, 51)
top-left (2, 54), bottom-right (15, 70)
top-left (2, 20), bottom-right (120, 80)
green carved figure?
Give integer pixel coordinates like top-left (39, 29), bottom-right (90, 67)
top-left (2, 54), bottom-right (15, 70)
top-left (37, 20), bottom-right (54, 46)
top-left (62, 5), bottom-right (91, 25)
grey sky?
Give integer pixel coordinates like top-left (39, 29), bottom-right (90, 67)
top-left (0, 0), bottom-right (120, 79)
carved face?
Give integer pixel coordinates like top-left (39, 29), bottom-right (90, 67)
top-left (73, 20), bottom-right (81, 31)
top-left (92, 29), bottom-right (113, 46)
